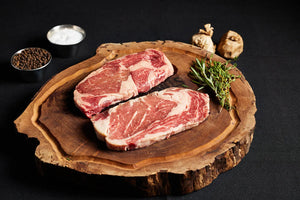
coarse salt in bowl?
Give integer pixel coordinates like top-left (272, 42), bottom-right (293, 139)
top-left (47, 24), bottom-right (86, 57)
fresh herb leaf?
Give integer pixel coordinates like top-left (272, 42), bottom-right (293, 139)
top-left (189, 57), bottom-right (240, 110)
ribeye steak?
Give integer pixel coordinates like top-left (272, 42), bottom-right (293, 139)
top-left (91, 87), bottom-right (210, 151)
top-left (74, 49), bottom-right (174, 118)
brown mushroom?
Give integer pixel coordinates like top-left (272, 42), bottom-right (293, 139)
top-left (192, 24), bottom-right (216, 53)
top-left (217, 30), bottom-right (244, 59)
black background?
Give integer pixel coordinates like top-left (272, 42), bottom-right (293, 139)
top-left (1, 0), bottom-right (299, 199)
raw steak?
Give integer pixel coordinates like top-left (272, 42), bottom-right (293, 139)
top-left (74, 49), bottom-right (174, 118)
top-left (91, 87), bottom-right (210, 151)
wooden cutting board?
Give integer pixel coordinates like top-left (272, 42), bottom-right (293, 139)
top-left (14, 40), bottom-right (256, 196)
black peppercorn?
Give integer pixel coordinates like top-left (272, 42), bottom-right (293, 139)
top-left (12, 48), bottom-right (51, 70)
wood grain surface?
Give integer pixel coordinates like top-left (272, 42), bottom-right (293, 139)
top-left (14, 40), bottom-right (256, 196)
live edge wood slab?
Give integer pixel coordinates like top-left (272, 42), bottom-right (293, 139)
top-left (14, 40), bottom-right (256, 196)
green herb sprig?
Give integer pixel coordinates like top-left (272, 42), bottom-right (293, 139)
top-left (189, 57), bottom-right (240, 110)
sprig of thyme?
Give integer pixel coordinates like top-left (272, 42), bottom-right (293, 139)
top-left (189, 57), bottom-right (240, 110)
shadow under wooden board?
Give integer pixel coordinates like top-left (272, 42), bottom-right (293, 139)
top-left (14, 40), bottom-right (256, 196)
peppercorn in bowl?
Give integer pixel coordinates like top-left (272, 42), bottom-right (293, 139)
top-left (11, 47), bottom-right (52, 82)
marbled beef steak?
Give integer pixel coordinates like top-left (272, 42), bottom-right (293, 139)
top-left (74, 49), bottom-right (174, 118)
top-left (91, 87), bottom-right (210, 151)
